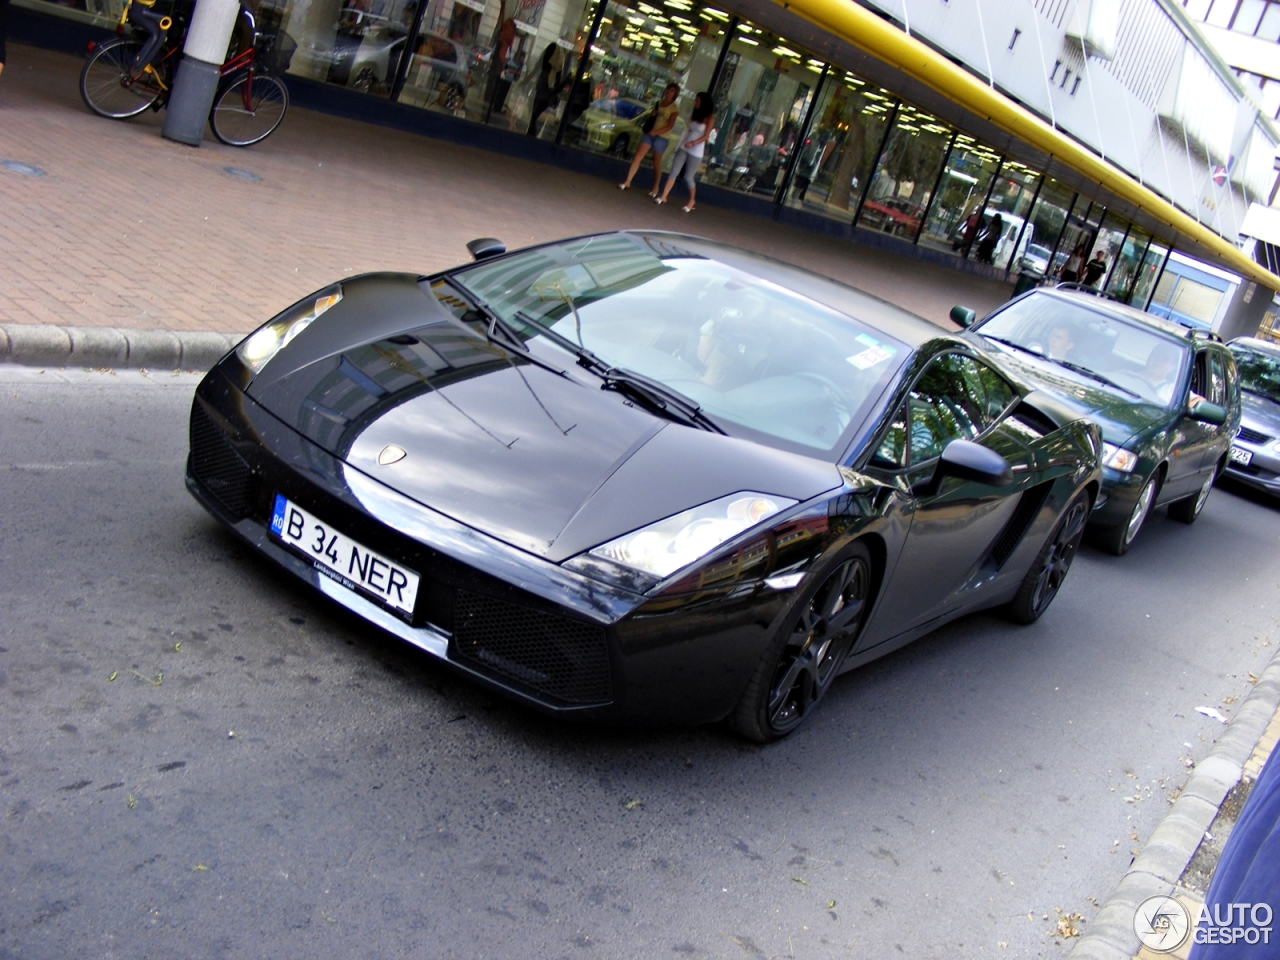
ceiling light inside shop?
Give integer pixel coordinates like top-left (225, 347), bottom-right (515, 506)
top-left (772, 45), bottom-right (799, 56)
top-left (807, 59), bottom-right (824, 69)
top-left (704, 7), bottom-right (729, 18)
top-left (738, 36), bottom-right (758, 44)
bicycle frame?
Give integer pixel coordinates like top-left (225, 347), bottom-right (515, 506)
top-left (220, 47), bottom-right (258, 112)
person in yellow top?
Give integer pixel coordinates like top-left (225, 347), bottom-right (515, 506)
top-left (618, 83), bottom-right (680, 197)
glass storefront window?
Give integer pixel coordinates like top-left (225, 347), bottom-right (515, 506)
top-left (916, 134), bottom-right (1001, 255)
top-left (856, 104), bottom-right (951, 241)
top-left (975, 161), bottom-right (1038, 269)
top-left (1087, 211), bottom-right (1129, 289)
top-left (1105, 224), bottom-right (1151, 300)
top-left (1013, 177), bottom-right (1074, 279)
top-left (781, 71), bottom-right (895, 221)
top-left (1129, 240), bottom-right (1169, 308)
top-left (701, 22), bottom-right (819, 198)
top-left (281, 0), bottom-right (420, 96)
top-left (560, 0), bottom-right (728, 154)
top-left (1053, 196), bottom-right (1104, 284)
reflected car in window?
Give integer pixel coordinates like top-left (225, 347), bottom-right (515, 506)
top-left (569, 98), bottom-right (648, 157)
top-left (960, 287), bottom-right (1241, 555)
top-left (1222, 337), bottom-right (1280, 498)
top-left (187, 232), bottom-right (1100, 740)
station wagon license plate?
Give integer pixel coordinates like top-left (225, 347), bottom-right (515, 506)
top-left (1229, 445), bottom-right (1253, 467)
top-left (270, 494), bottom-right (420, 616)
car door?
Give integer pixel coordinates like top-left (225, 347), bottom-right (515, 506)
top-left (862, 352), bottom-right (1034, 636)
top-left (1198, 348), bottom-right (1234, 472)
top-left (1165, 347), bottom-right (1224, 499)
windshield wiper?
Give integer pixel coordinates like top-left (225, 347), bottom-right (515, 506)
top-left (514, 311), bottom-right (722, 432)
top-left (1046, 358), bottom-right (1141, 398)
top-left (980, 334), bottom-right (1045, 358)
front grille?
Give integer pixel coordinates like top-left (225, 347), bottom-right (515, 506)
top-left (452, 590), bottom-right (612, 705)
top-left (190, 403), bottom-right (256, 519)
top-left (1237, 426), bottom-right (1273, 446)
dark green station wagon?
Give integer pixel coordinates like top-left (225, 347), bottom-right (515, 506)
top-left (954, 287), bottom-right (1241, 555)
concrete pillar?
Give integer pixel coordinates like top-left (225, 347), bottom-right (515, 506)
top-left (161, 0), bottom-right (242, 146)
top-left (1217, 279), bottom-right (1278, 342)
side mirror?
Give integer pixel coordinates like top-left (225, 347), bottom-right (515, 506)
top-left (466, 237), bottom-right (506, 260)
top-left (938, 439), bottom-right (1014, 486)
top-left (1187, 400), bottom-right (1227, 426)
top-left (950, 305), bottom-right (977, 329)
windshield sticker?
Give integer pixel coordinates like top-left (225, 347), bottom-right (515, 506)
top-left (846, 345), bottom-right (896, 370)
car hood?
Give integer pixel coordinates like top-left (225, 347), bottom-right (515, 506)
top-left (248, 273), bottom-right (842, 561)
top-left (1241, 390), bottom-right (1280, 438)
top-left (975, 340), bottom-right (1168, 445)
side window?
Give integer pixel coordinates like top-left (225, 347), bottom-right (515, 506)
top-left (975, 359), bottom-right (1017, 419)
top-left (908, 354), bottom-right (986, 463)
top-left (873, 403), bottom-right (908, 467)
top-left (1191, 350), bottom-right (1209, 402)
top-left (1206, 352), bottom-right (1228, 406)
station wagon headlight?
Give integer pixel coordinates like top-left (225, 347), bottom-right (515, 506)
top-left (1102, 442), bottom-right (1139, 473)
top-left (237, 285), bottom-right (343, 374)
top-left (589, 492), bottom-right (795, 579)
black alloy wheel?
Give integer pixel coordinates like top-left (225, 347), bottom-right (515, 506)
top-left (1006, 490), bottom-right (1089, 624)
top-left (730, 542), bottom-right (872, 742)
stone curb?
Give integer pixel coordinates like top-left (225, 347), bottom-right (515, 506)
top-left (1066, 649), bottom-right (1280, 960)
top-left (0, 324), bottom-right (241, 371)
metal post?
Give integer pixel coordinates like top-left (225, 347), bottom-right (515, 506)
top-left (912, 130), bottom-right (957, 245)
top-left (1144, 245), bottom-right (1172, 312)
top-left (1100, 220), bottom-right (1130, 293)
top-left (774, 64), bottom-right (828, 209)
top-left (555, 0), bottom-right (610, 146)
top-left (1002, 171), bottom-right (1042, 273)
top-left (390, 0), bottom-right (432, 102)
top-left (161, 0), bottom-right (241, 146)
top-left (852, 100), bottom-right (899, 228)
top-left (1044, 191), bottom-right (1078, 282)
top-left (707, 17), bottom-right (738, 97)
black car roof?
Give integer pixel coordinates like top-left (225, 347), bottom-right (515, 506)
top-left (626, 231), bottom-right (953, 350)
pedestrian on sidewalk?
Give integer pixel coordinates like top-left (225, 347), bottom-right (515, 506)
top-left (656, 91), bottom-right (714, 212)
top-left (618, 82), bottom-right (679, 197)
top-left (1060, 242), bottom-right (1087, 282)
top-left (1083, 249), bottom-right (1108, 287)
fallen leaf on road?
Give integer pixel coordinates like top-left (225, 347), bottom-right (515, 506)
top-left (192, 865), bottom-right (208, 872)
top-left (174, 642), bottom-right (182, 653)
top-left (321, 910), bottom-right (337, 924)
top-left (792, 877), bottom-right (809, 886)
top-left (1222, 695), bottom-right (1238, 705)
top-left (129, 670), bottom-right (163, 687)
top-left (1195, 706), bottom-right (1228, 724)
top-left (106, 671), bottom-right (118, 682)
top-left (1247, 672), bottom-right (1260, 685)
top-left (624, 799), bottom-right (642, 810)
top-left (126, 794), bottom-right (136, 809)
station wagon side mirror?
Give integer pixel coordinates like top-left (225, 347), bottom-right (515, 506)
top-left (466, 237), bottom-right (506, 260)
top-left (937, 439), bottom-right (1014, 487)
top-left (1187, 400), bottom-right (1227, 426)
top-left (950, 305), bottom-right (977, 328)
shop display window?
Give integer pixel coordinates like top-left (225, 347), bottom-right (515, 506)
top-left (916, 135), bottom-right (1001, 255)
top-left (698, 23), bottom-right (819, 198)
top-left (1053, 196), bottom-right (1105, 284)
top-left (967, 161), bottom-right (1037, 268)
top-left (1088, 211), bottom-right (1130, 289)
top-left (856, 104), bottom-right (951, 241)
top-left (783, 71), bottom-right (895, 221)
top-left (1129, 240), bottom-right (1169, 308)
top-left (1106, 224), bottom-right (1151, 300)
top-left (1014, 177), bottom-right (1075, 279)
top-left (560, 0), bottom-right (728, 156)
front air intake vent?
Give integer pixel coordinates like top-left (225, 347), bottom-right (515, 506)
top-left (988, 482), bottom-right (1053, 569)
top-left (1237, 426), bottom-right (1272, 446)
top-left (453, 591), bottom-right (612, 705)
top-left (190, 403), bottom-right (256, 519)
top-left (1011, 401), bottom-right (1058, 437)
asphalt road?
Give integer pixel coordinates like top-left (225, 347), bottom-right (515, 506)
top-left (2, 367), bottom-right (1278, 960)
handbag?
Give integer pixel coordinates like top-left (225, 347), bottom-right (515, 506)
top-left (640, 101), bottom-right (659, 134)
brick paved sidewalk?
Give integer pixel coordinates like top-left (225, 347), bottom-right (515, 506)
top-left (0, 42), bottom-right (1012, 336)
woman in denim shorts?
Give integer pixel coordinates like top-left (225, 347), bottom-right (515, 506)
top-left (619, 83), bottom-right (680, 197)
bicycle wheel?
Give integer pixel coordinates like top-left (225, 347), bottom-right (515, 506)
top-left (80, 38), bottom-right (166, 119)
top-left (209, 74), bottom-right (289, 147)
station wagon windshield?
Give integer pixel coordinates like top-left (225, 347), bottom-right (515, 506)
top-left (452, 235), bottom-right (908, 456)
top-left (978, 296), bottom-right (1190, 408)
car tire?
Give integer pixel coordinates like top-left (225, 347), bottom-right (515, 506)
top-left (1096, 471), bottom-right (1160, 556)
top-left (1168, 467), bottom-right (1217, 524)
top-left (1004, 489), bottom-right (1090, 625)
top-left (728, 541), bottom-right (873, 743)
top-left (609, 134), bottom-right (631, 158)
top-left (443, 85), bottom-right (464, 111)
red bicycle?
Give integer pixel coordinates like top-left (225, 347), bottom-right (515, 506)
top-left (79, 0), bottom-right (290, 147)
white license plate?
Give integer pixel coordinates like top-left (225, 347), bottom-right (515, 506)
top-left (1229, 446), bottom-right (1253, 466)
top-left (270, 494), bottom-right (420, 616)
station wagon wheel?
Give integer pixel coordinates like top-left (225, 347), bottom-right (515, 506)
top-left (1096, 471), bottom-right (1159, 556)
top-left (730, 542), bottom-right (872, 742)
top-left (1006, 490), bottom-right (1089, 624)
top-left (1168, 470), bottom-right (1215, 524)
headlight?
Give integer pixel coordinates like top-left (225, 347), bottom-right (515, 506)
top-left (588, 492), bottom-right (795, 579)
top-left (1101, 442), bottom-right (1139, 473)
top-left (236, 285), bottom-right (343, 374)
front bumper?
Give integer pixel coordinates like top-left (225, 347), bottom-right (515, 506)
top-left (186, 364), bottom-right (787, 725)
top-left (1223, 439), bottom-right (1280, 496)
top-left (1087, 466), bottom-right (1149, 528)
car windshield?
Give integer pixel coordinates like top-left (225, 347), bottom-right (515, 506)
top-left (451, 234), bottom-right (908, 456)
top-left (1230, 344), bottom-right (1280, 402)
top-left (977, 295), bottom-right (1190, 407)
